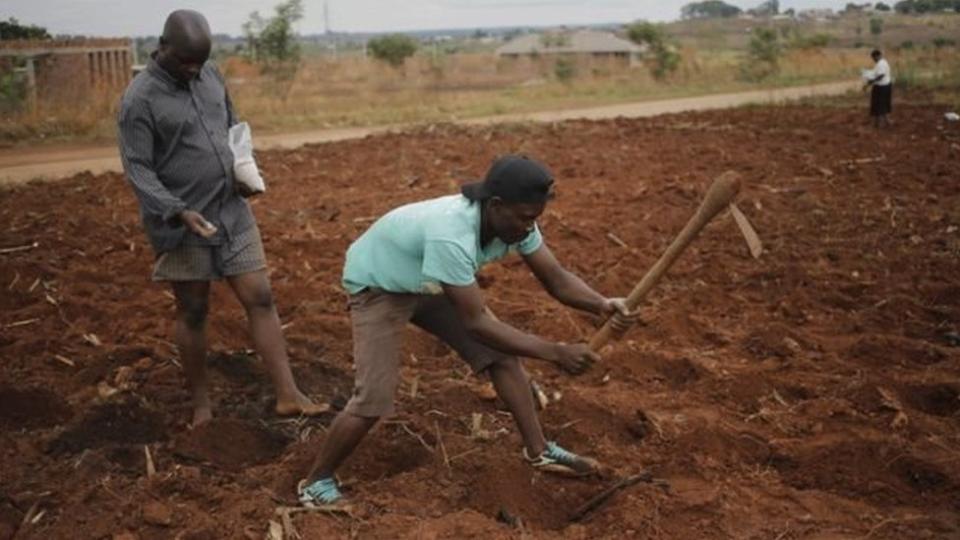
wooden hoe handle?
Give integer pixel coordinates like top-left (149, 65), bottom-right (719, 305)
top-left (589, 171), bottom-right (742, 351)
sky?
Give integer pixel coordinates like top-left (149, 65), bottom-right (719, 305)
top-left (3, 0), bottom-right (851, 37)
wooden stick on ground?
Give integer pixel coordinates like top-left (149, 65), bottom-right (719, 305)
top-left (434, 420), bottom-right (451, 472)
top-left (144, 445), bottom-right (157, 477)
top-left (4, 318), bottom-right (40, 329)
top-left (568, 472), bottom-right (669, 523)
top-left (405, 423), bottom-right (435, 454)
top-left (275, 505), bottom-right (353, 518)
top-left (0, 242), bottom-right (39, 255)
top-left (278, 507), bottom-right (301, 540)
top-left (606, 232), bottom-right (629, 249)
top-left (54, 354), bottom-right (75, 367)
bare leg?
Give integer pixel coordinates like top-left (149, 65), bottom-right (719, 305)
top-left (409, 297), bottom-right (547, 455)
top-left (171, 281), bottom-right (213, 426)
top-left (489, 357), bottom-right (547, 456)
top-left (227, 270), bottom-right (327, 416)
top-left (306, 412), bottom-right (379, 481)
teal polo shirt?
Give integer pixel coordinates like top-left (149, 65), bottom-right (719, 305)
top-left (342, 194), bottom-right (543, 295)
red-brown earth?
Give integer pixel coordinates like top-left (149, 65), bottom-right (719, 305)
top-left (1, 95), bottom-right (959, 539)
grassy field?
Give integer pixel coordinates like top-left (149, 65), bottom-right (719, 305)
top-left (217, 46), bottom-right (956, 133)
top-left (669, 12), bottom-right (960, 49)
top-left (1, 13), bottom-right (958, 146)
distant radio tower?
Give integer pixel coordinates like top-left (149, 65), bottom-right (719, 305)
top-left (324, 1), bottom-right (331, 35)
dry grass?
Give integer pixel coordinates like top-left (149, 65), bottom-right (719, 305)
top-left (1, 40), bottom-right (957, 146)
top-left (669, 13), bottom-right (960, 50)
top-left (0, 81), bottom-right (122, 144)
top-left (221, 46), bottom-right (959, 134)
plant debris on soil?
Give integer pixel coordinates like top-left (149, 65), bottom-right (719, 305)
top-left (1, 97), bottom-right (959, 539)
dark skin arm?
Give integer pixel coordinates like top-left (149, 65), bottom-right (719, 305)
top-left (442, 282), bottom-right (600, 374)
top-left (523, 244), bottom-right (638, 331)
top-left (179, 210), bottom-right (217, 238)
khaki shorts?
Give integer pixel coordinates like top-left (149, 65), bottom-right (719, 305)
top-left (344, 288), bottom-right (511, 418)
top-left (152, 225), bottom-right (267, 281)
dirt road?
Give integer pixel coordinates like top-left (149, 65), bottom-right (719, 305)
top-left (0, 81), bottom-right (858, 185)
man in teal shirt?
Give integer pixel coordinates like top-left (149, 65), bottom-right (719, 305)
top-left (300, 155), bottom-right (637, 508)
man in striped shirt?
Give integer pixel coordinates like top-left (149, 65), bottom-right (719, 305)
top-left (118, 10), bottom-right (325, 425)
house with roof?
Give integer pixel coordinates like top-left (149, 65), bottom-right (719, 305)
top-left (496, 30), bottom-right (645, 68)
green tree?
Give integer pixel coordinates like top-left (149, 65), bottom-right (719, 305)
top-left (875, 2), bottom-right (892, 10)
top-left (0, 17), bottom-right (50, 40)
top-left (680, 1), bottom-right (743, 19)
top-left (626, 22), bottom-right (681, 80)
top-left (870, 17), bottom-right (884, 36)
top-left (895, 0), bottom-right (960, 13)
top-left (243, 0), bottom-right (304, 64)
top-left (260, 0), bottom-right (304, 62)
top-left (626, 22), bottom-right (665, 48)
top-left (749, 0), bottom-right (780, 16)
top-left (0, 71), bottom-right (26, 112)
top-left (242, 12), bottom-right (266, 61)
top-left (740, 27), bottom-right (781, 81)
top-left (843, 2), bottom-right (872, 12)
top-left (553, 57), bottom-right (575, 83)
top-left (368, 34), bottom-right (418, 68)
top-left (791, 32), bottom-right (833, 49)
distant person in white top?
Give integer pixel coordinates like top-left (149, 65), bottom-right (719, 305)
top-left (863, 49), bottom-right (892, 128)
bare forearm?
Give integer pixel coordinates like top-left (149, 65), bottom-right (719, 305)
top-left (467, 314), bottom-right (559, 362)
top-left (546, 270), bottom-right (607, 315)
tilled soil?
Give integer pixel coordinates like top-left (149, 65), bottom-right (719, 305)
top-left (1, 98), bottom-right (959, 539)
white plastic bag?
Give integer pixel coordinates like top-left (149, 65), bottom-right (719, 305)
top-left (945, 112), bottom-right (960, 122)
top-left (860, 68), bottom-right (875, 82)
top-left (229, 122), bottom-right (266, 194)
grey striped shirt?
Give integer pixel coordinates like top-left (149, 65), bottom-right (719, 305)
top-left (118, 56), bottom-right (254, 254)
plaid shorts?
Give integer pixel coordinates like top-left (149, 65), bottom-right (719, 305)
top-left (152, 225), bottom-right (267, 281)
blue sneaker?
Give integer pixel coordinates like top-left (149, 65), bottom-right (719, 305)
top-left (524, 441), bottom-right (600, 477)
top-left (297, 478), bottom-right (351, 512)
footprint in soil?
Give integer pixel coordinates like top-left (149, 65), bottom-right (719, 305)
top-left (0, 385), bottom-right (72, 429)
top-left (173, 418), bottom-right (291, 470)
top-left (48, 395), bottom-right (166, 454)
